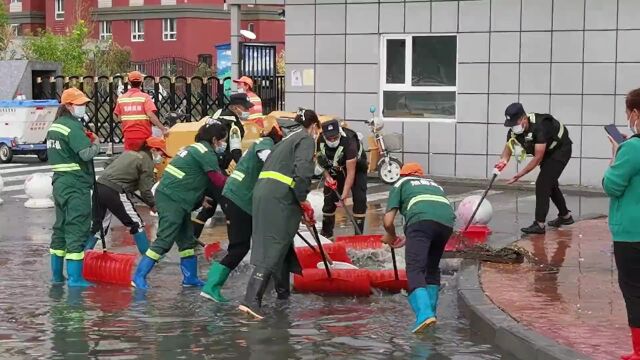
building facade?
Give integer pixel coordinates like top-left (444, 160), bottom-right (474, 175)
top-left (226, 0), bottom-right (640, 187)
top-left (6, 0), bottom-right (284, 64)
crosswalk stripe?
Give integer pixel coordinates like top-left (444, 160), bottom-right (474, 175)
top-left (1, 168), bottom-right (104, 185)
top-left (0, 165), bottom-right (54, 175)
top-left (0, 163), bottom-right (30, 169)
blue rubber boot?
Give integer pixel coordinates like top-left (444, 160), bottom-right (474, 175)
top-left (180, 256), bottom-right (205, 287)
top-left (407, 288), bottom-right (436, 333)
top-left (131, 255), bottom-right (156, 290)
top-left (66, 259), bottom-right (94, 287)
top-left (50, 254), bottom-right (66, 284)
top-left (85, 234), bottom-right (98, 251)
top-left (133, 231), bottom-right (149, 255)
top-left (425, 285), bottom-right (440, 317)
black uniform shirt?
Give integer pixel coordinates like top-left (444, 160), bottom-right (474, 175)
top-left (317, 132), bottom-right (358, 168)
top-left (506, 113), bottom-right (571, 157)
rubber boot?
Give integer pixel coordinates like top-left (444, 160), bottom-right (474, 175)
top-left (425, 285), bottom-right (440, 317)
top-left (131, 255), bottom-right (156, 290)
top-left (200, 261), bottom-right (231, 302)
top-left (180, 255), bottom-right (205, 287)
top-left (354, 217), bottom-right (365, 235)
top-left (84, 234), bottom-right (98, 251)
top-left (66, 259), bottom-right (94, 287)
top-left (50, 254), bottom-right (66, 284)
top-left (621, 327), bottom-right (640, 360)
top-left (238, 268), bottom-right (272, 320)
top-left (408, 288), bottom-right (436, 333)
top-left (320, 215), bottom-right (335, 239)
top-left (133, 230), bottom-right (149, 255)
top-left (274, 268), bottom-right (291, 300)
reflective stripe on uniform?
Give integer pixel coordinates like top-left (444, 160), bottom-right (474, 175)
top-left (248, 113), bottom-right (263, 119)
top-left (117, 97), bottom-right (147, 103)
top-left (65, 252), bottom-right (84, 260)
top-left (164, 164), bottom-right (185, 179)
top-left (179, 249), bottom-right (195, 258)
top-left (49, 123), bottom-right (71, 136)
top-left (230, 171), bottom-right (245, 182)
top-left (52, 163), bottom-right (81, 172)
top-left (50, 248), bottom-right (66, 257)
top-left (393, 176), bottom-right (422, 188)
top-left (407, 194), bottom-right (451, 210)
top-left (146, 249), bottom-right (162, 261)
top-left (121, 115), bottom-right (149, 121)
top-left (258, 171), bottom-right (295, 187)
top-left (191, 143), bottom-right (208, 153)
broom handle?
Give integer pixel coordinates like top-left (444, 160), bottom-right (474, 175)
top-left (90, 160), bottom-right (107, 250)
top-left (309, 223), bottom-right (331, 279)
top-left (331, 188), bottom-right (362, 235)
top-left (297, 232), bottom-right (317, 251)
top-left (462, 173), bottom-right (497, 233)
top-left (390, 246), bottom-right (399, 280)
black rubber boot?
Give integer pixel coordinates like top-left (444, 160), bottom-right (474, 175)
top-left (354, 217), bottom-right (365, 235)
top-left (320, 215), bottom-right (335, 239)
top-left (238, 268), bottom-right (272, 320)
top-left (274, 267), bottom-right (291, 300)
top-left (193, 221), bottom-right (205, 239)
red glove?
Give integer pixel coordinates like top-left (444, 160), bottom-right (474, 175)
top-left (494, 160), bottom-right (507, 172)
top-left (325, 177), bottom-right (337, 191)
top-left (85, 131), bottom-right (97, 143)
top-left (300, 201), bottom-right (315, 224)
top-left (391, 236), bottom-right (406, 249)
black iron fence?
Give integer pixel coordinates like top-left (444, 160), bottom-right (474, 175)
top-left (33, 74), bottom-right (285, 144)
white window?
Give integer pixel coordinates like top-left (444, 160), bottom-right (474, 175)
top-left (380, 34), bottom-right (457, 121)
top-left (99, 21), bottom-right (112, 41)
top-left (248, 23), bottom-right (255, 33)
top-left (162, 18), bottom-right (176, 41)
top-left (55, 0), bottom-right (64, 20)
top-left (9, 0), bottom-right (22, 13)
top-left (98, 0), bottom-right (113, 8)
top-left (10, 24), bottom-right (19, 37)
top-left (131, 20), bottom-right (144, 42)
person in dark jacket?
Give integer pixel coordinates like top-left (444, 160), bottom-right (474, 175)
top-left (86, 137), bottom-right (168, 255)
top-left (239, 108), bottom-right (320, 320)
top-left (603, 88), bottom-right (640, 360)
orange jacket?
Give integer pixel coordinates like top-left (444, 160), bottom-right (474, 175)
top-left (246, 90), bottom-right (263, 119)
top-left (114, 88), bottom-right (157, 139)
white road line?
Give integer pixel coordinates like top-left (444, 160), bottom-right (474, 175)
top-left (0, 165), bottom-right (54, 175)
top-left (1, 169), bottom-right (104, 192)
top-left (0, 163), bottom-right (31, 169)
top-left (1, 168), bottom-right (104, 184)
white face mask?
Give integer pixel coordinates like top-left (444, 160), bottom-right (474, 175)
top-left (628, 113), bottom-right (638, 135)
top-left (72, 105), bottom-right (86, 119)
top-left (152, 152), bottom-right (163, 164)
top-left (237, 87), bottom-right (245, 93)
top-left (325, 138), bottom-right (340, 148)
top-left (240, 111), bottom-right (250, 121)
top-left (215, 141), bottom-right (227, 154)
top-left (511, 124), bottom-right (525, 135)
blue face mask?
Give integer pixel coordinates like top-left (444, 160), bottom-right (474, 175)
top-left (215, 141), bottom-right (227, 154)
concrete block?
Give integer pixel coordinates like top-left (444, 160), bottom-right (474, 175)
top-left (582, 125), bottom-right (612, 158)
top-left (346, 34), bottom-right (378, 64)
top-left (403, 121), bottom-right (429, 153)
top-left (315, 35), bottom-right (346, 64)
top-left (583, 63), bottom-right (615, 95)
top-left (285, 91), bottom-right (314, 110)
top-left (618, 30), bottom-right (640, 62)
top-left (581, 158), bottom-right (610, 186)
top-left (457, 94), bottom-right (488, 123)
top-left (617, 64), bottom-right (640, 95)
top-left (456, 124), bottom-right (487, 154)
top-left (585, 0), bottom-right (617, 29)
top-left (456, 154), bottom-right (487, 178)
top-left (458, 64), bottom-right (489, 94)
top-left (379, 3), bottom-right (404, 33)
top-left (459, 0), bottom-right (490, 32)
top-left (346, 3), bottom-right (378, 34)
top-left (458, 33), bottom-right (490, 63)
top-left (430, 122), bottom-right (456, 153)
top-left (552, 0), bottom-right (585, 31)
top-left (431, 0), bottom-right (458, 33)
top-left (551, 64), bottom-right (583, 94)
top-left (619, 0), bottom-right (640, 30)
top-left (429, 153), bottom-right (455, 177)
top-left (315, 64), bottom-right (345, 93)
top-left (490, 32), bottom-right (520, 63)
top-left (489, 94), bottom-right (518, 124)
top-left (521, 0), bottom-right (552, 31)
top-left (491, 0), bottom-right (521, 31)
top-left (345, 64), bottom-right (378, 93)
top-left (316, 4), bottom-right (345, 34)
top-left (564, 125), bottom-right (582, 157)
top-left (584, 31), bottom-right (616, 62)
top-left (520, 64), bottom-right (550, 94)
top-left (490, 63), bottom-right (519, 94)
top-left (550, 95), bottom-right (583, 126)
top-left (559, 159), bottom-right (580, 185)
top-left (488, 124), bottom-right (509, 156)
top-left (285, 5), bottom-right (315, 35)
top-left (552, 31), bottom-right (584, 62)
top-left (286, 35), bottom-right (315, 64)
top-left (404, 2), bottom-right (430, 33)
top-left (519, 94), bottom-right (550, 114)
top-left (345, 93), bottom-right (377, 121)
top-left (315, 92), bottom-right (345, 119)
top-left (520, 32), bottom-right (551, 62)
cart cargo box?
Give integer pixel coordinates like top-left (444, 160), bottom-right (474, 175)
top-left (0, 100), bottom-right (59, 163)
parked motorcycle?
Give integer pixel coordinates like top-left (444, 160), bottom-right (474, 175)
top-left (367, 106), bottom-right (403, 184)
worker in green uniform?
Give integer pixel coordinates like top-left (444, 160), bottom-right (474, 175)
top-left (47, 87), bottom-right (101, 287)
top-left (239, 108), bottom-right (320, 320)
top-left (200, 118), bottom-right (284, 303)
top-left (382, 163), bottom-right (455, 333)
top-left (131, 121), bottom-right (230, 290)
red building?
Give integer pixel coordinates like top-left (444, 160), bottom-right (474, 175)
top-left (6, 0), bottom-right (284, 66)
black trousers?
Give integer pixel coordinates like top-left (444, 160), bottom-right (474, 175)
top-left (535, 145), bottom-right (571, 223)
top-left (614, 241), bottom-right (640, 328)
top-left (405, 220), bottom-right (453, 293)
top-left (91, 183), bottom-right (144, 236)
top-left (193, 186), bottom-right (223, 239)
top-left (219, 196), bottom-right (252, 270)
top-left (322, 169), bottom-right (368, 216)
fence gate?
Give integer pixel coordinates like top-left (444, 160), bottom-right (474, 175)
top-left (239, 43), bottom-right (283, 114)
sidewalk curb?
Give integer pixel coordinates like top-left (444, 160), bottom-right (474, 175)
top-left (457, 259), bottom-right (591, 360)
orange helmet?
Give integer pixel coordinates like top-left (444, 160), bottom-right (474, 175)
top-left (146, 137), bottom-right (168, 157)
top-left (60, 87), bottom-right (90, 105)
top-left (128, 71), bottom-right (144, 83)
top-left (400, 163), bottom-right (424, 177)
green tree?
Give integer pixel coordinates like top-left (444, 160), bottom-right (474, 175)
top-left (0, 1), bottom-right (12, 58)
top-left (86, 41), bottom-right (132, 76)
top-left (23, 21), bottom-right (90, 76)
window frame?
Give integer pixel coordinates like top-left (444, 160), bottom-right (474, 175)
top-left (9, 24), bottom-right (19, 37)
top-left (162, 18), bottom-right (177, 41)
top-left (55, 0), bottom-right (64, 20)
top-left (11, 0), bottom-right (22, 4)
top-left (131, 20), bottom-right (144, 42)
top-left (99, 21), bottom-right (112, 41)
top-left (379, 33), bottom-right (458, 123)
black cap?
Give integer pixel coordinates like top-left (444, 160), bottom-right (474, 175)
top-left (321, 119), bottom-right (340, 138)
top-left (228, 93), bottom-right (254, 109)
top-left (504, 102), bottom-right (526, 127)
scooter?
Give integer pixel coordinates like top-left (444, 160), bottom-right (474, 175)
top-left (367, 106), bottom-right (403, 184)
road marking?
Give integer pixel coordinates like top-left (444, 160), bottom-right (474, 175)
top-left (1, 168), bottom-right (104, 184)
top-left (0, 163), bottom-right (31, 169)
top-left (0, 165), bottom-right (54, 175)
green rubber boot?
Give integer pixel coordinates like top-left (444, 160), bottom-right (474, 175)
top-left (200, 262), bottom-right (231, 303)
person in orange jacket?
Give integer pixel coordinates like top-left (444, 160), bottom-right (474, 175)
top-left (233, 76), bottom-right (263, 119)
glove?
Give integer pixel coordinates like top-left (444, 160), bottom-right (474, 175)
top-left (494, 160), bottom-right (507, 173)
top-left (391, 236), bottom-right (406, 249)
top-left (300, 201), bottom-right (315, 225)
top-left (85, 131), bottom-right (97, 143)
top-left (325, 176), bottom-right (337, 191)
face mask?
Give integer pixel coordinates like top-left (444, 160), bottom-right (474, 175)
top-left (237, 88), bottom-right (245, 93)
top-left (240, 111), bottom-right (250, 121)
top-left (72, 105), bottom-right (86, 119)
top-left (628, 113), bottom-right (638, 135)
top-left (511, 124), bottom-right (524, 135)
top-left (152, 152), bottom-right (163, 164)
top-left (326, 138), bottom-right (340, 148)
top-left (215, 141), bottom-right (227, 154)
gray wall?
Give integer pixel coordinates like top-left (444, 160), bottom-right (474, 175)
top-left (280, 0), bottom-right (639, 187)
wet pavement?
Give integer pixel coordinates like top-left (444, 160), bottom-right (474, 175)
top-left (0, 182), bottom-right (508, 359)
top-left (481, 218), bottom-right (626, 360)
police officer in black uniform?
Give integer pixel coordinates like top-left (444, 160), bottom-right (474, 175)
top-left (316, 119), bottom-right (368, 237)
top-left (494, 102), bottom-right (574, 234)
top-left (192, 93), bottom-right (251, 238)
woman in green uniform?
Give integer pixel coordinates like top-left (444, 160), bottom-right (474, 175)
top-left (131, 121), bottom-right (229, 290)
top-left (200, 119), bottom-right (284, 303)
top-left (239, 109), bottom-right (320, 320)
top-left (47, 88), bottom-right (101, 287)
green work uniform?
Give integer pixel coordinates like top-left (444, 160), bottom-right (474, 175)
top-left (147, 141), bottom-right (220, 260)
top-left (222, 137), bottom-right (274, 214)
top-left (251, 128), bottom-right (315, 276)
top-left (47, 115), bottom-right (96, 260)
top-left (386, 176), bottom-right (455, 228)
